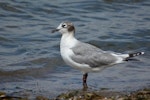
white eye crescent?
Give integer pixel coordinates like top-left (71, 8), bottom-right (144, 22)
top-left (62, 23), bottom-right (67, 28)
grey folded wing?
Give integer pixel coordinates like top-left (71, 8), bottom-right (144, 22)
top-left (71, 42), bottom-right (117, 67)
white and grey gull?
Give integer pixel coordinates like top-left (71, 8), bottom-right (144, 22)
top-left (52, 22), bottom-right (144, 88)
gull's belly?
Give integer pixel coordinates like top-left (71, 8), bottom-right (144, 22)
top-left (60, 47), bottom-right (92, 72)
top-left (60, 47), bottom-right (74, 66)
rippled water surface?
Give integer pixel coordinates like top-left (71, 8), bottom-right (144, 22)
top-left (0, 0), bottom-right (150, 98)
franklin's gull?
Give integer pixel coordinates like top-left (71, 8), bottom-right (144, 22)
top-left (52, 22), bottom-right (144, 88)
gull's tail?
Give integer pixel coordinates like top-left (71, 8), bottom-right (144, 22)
top-left (125, 52), bottom-right (144, 61)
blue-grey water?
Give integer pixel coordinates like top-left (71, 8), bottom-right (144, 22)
top-left (0, 0), bottom-right (150, 99)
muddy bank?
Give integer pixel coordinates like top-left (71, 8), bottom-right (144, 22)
top-left (0, 88), bottom-right (150, 100)
top-left (55, 88), bottom-right (150, 100)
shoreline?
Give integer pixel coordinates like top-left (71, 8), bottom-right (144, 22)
top-left (0, 88), bottom-right (150, 100)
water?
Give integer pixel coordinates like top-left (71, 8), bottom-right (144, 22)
top-left (0, 0), bottom-right (150, 98)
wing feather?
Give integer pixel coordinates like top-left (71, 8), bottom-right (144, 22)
top-left (71, 42), bottom-right (117, 67)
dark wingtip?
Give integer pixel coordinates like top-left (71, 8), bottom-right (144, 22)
top-left (129, 52), bottom-right (145, 57)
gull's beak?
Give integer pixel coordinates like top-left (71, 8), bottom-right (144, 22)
top-left (51, 29), bottom-right (59, 33)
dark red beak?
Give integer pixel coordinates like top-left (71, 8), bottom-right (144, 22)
top-left (51, 29), bottom-right (59, 33)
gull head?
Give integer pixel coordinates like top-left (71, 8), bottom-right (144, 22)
top-left (52, 22), bottom-right (75, 34)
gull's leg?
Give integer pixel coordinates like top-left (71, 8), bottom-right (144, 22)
top-left (83, 73), bottom-right (88, 89)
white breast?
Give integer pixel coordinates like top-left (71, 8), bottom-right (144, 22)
top-left (60, 33), bottom-right (77, 65)
top-left (60, 34), bottom-right (91, 72)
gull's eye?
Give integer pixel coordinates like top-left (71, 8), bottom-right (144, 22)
top-left (62, 23), bottom-right (67, 28)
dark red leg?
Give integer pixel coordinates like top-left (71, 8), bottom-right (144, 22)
top-left (83, 73), bottom-right (88, 89)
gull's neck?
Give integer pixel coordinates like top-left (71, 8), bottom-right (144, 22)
top-left (60, 31), bottom-right (78, 48)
